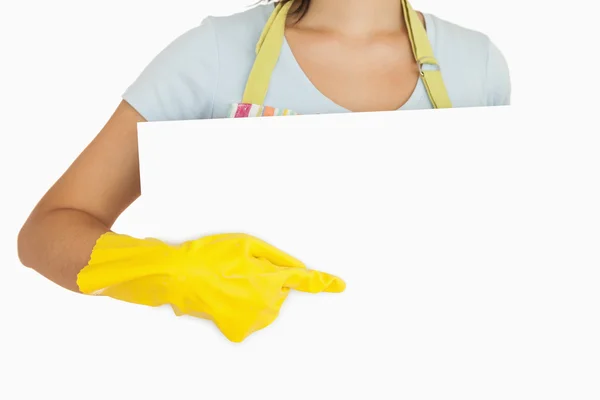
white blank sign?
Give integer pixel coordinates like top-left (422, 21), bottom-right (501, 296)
top-left (112, 107), bottom-right (600, 399)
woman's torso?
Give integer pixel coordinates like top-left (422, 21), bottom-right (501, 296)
top-left (122, 4), bottom-right (511, 122)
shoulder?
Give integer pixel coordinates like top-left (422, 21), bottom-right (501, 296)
top-left (207, 4), bottom-right (273, 55)
top-left (426, 14), bottom-right (491, 52)
top-left (166, 4), bottom-right (272, 61)
top-left (425, 14), bottom-right (511, 106)
top-left (122, 4), bottom-right (273, 121)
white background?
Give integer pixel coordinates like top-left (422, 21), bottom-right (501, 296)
top-left (0, 0), bottom-right (599, 399)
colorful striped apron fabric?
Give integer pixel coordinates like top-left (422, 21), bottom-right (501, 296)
top-left (229, 0), bottom-right (451, 119)
top-left (228, 103), bottom-right (298, 118)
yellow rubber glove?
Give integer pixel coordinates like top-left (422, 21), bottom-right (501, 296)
top-left (77, 232), bottom-right (345, 342)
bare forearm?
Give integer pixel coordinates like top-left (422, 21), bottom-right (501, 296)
top-left (18, 209), bottom-right (111, 292)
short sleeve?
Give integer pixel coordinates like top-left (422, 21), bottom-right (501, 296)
top-left (122, 17), bottom-right (219, 121)
top-left (485, 39), bottom-right (511, 106)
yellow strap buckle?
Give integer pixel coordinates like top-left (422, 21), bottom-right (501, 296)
top-left (417, 56), bottom-right (441, 76)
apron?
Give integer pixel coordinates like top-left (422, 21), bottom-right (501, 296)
top-left (227, 0), bottom-right (452, 118)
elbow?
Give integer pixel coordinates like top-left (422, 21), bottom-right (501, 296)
top-left (17, 214), bottom-right (45, 271)
top-left (17, 210), bottom-right (83, 294)
top-left (17, 222), bottom-right (35, 269)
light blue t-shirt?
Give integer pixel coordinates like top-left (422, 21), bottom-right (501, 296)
top-left (122, 4), bottom-right (511, 122)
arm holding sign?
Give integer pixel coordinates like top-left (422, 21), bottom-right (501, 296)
top-left (17, 100), bottom-right (345, 342)
top-left (18, 100), bottom-right (143, 293)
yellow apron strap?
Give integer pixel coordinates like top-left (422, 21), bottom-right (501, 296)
top-left (401, 0), bottom-right (452, 108)
top-left (255, 1), bottom-right (283, 55)
top-left (242, 1), bottom-right (293, 105)
top-left (243, 0), bottom-right (452, 109)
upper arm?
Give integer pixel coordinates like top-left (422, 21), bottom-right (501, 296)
top-left (30, 100), bottom-right (146, 228)
top-left (485, 38), bottom-right (511, 106)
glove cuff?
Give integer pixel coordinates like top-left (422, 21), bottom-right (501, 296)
top-left (77, 232), bottom-right (177, 294)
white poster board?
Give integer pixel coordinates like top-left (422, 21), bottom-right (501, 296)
top-left (110, 107), bottom-right (600, 399)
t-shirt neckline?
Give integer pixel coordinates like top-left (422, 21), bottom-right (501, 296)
top-left (278, 13), bottom-right (437, 113)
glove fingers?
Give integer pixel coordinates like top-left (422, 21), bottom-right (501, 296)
top-left (280, 268), bottom-right (346, 294)
top-left (248, 237), bottom-right (306, 269)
